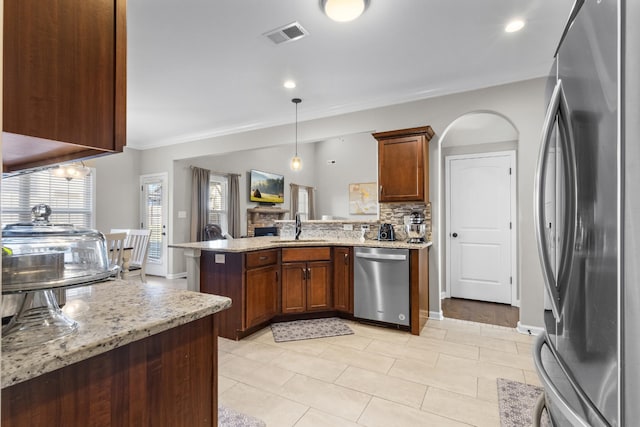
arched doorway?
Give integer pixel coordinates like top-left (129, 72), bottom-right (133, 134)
top-left (434, 111), bottom-right (520, 327)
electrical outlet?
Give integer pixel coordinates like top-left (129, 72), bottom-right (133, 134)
top-left (361, 224), bottom-right (370, 231)
top-left (343, 224), bottom-right (354, 231)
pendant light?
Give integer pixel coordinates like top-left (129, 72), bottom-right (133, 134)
top-left (290, 98), bottom-right (303, 171)
top-left (50, 162), bottom-right (91, 181)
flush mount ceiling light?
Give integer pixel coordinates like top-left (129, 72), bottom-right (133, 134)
top-left (50, 163), bottom-right (91, 181)
top-left (290, 98), bottom-right (303, 171)
top-left (322, 0), bottom-right (369, 22)
top-left (283, 80), bottom-right (296, 89)
top-left (505, 19), bottom-right (525, 33)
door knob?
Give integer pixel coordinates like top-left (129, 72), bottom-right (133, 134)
top-left (452, 233), bottom-right (458, 238)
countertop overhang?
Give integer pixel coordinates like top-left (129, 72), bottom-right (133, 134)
top-left (170, 236), bottom-right (432, 253)
top-left (1, 280), bottom-right (232, 388)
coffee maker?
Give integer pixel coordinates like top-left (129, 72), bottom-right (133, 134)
top-left (405, 211), bottom-right (426, 243)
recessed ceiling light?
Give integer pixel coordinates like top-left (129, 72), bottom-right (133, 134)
top-left (505, 19), bottom-right (525, 33)
top-left (284, 80), bottom-right (296, 89)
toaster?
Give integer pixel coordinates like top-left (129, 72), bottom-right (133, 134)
top-left (377, 223), bottom-right (395, 241)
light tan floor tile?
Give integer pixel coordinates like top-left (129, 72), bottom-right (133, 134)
top-left (426, 318), bottom-right (482, 335)
top-left (444, 329), bottom-right (519, 353)
top-left (359, 397), bottom-right (471, 427)
top-left (218, 350), bottom-right (237, 366)
top-left (220, 353), bottom-right (295, 392)
top-left (218, 375), bottom-right (238, 394)
top-left (407, 335), bottom-right (480, 360)
top-left (419, 325), bottom-right (448, 340)
top-left (272, 349), bottom-right (348, 382)
top-left (321, 333), bottom-right (373, 351)
top-left (319, 344), bottom-right (395, 374)
top-left (477, 377), bottom-right (499, 403)
top-left (480, 325), bottom-right (535, 344)
top-left (220, 382), bottom-right (308, 427)
top-left (389, 358), bottom-right (478, 397)
top-left (277, 374), bottom-right (371, 422)
top-left (294, 408), bottom-right (361, 427)
top-left (219, 337), bottom-right (243, 352)
top-left (265, 337), bottom-right (330, 356)
top-left (421, 387), bottom-right (500, 427)
top-left (244, 327), bottom-right (275, 342)
top-left (517, 341), bottom-right (533, 355)
top-left (336, 366), bottom-right (427, 408)
top-left (524, 369), bottom-right (542, 387)
top-left (348, 322), bottom-right (412, 345)
top-left (436, 353), bottom-right (525, 382)
top-left (479, 347), bottom-right (536, 371)
top-left (365, 339), bottom-right (439, 366)
top-left (229, 340), bottom-right (285, 362)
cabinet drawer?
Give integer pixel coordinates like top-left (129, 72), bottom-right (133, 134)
top-left (282, 247), bottom-right (331, 262)
top-left (246, 249), bottom-right (279, 268)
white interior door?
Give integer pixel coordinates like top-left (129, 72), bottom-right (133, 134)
top-left (446, 151), bottom-right (515, 304)
top-left (140, 173), bottom-right (168, 277)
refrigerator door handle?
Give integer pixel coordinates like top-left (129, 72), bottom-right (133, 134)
top-left (534, 80), bottom-right (564, 320)
top-left (534, 334), bottom-right (609, 427)
top-left (533, 334), bottom-right (591, 427)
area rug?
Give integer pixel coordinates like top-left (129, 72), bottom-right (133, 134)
top-left (271, 317), bottom-right (354, 342)
top-left (219, 405), bottom-right (266, 427)
top-left (497, 378), bottom-right (550, 427)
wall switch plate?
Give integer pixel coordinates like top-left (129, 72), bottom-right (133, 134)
top-left (361, 224), bottom-right (370, 231)
top-left (343, 224), bottom-right (354, 231)
top-left (178, 210), bottom-right (187, 219)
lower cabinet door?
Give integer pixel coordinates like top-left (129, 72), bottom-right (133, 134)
top-left (281, 263), bottom-right (307, 313)
top-left (245, 264), bottom-right (279, 328)
top-left (333, 247), bottom-right (353, 313)
top-left (306, 261), bottom-right (332, 311)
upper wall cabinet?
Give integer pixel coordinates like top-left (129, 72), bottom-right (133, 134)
top-left (3, 0), bottom-right (127, 173)
top-left (374, 126), bottom-right (434, 203)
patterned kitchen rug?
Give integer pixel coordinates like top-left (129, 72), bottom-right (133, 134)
top-left (497, 378), bottom-right (550, 427)
top-left (271, 317), bottom-right (354, 342)
top-left (219, 405), bottom-right (266, 427)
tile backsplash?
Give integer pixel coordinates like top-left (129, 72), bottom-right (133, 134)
top-left (277, 202), bottom-right (432, 242)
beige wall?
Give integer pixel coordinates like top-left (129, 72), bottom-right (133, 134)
top-left (96, 77), bottom-right (548, 328)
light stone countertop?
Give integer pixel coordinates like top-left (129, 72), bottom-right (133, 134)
top-left (170, 236), bottom-right (432, 253)
top-left (1, 279), bottom-right (232, 389)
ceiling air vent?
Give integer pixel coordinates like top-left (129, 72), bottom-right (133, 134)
top-left (264, 22), bottom-right (309, 45)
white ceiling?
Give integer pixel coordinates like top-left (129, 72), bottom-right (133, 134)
top-left (127, 0), bottom-right (574, 150)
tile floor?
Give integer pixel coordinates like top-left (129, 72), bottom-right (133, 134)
top-left (147, 276), bottom-right (540, 426)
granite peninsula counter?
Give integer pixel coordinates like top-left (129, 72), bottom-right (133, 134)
top-left (2, 279), bottom-right (232, 426)
top-left (171, 236), bottom-right (431, 338)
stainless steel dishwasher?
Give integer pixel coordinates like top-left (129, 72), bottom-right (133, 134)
top-left (354, 247), bottom-right (410, 326)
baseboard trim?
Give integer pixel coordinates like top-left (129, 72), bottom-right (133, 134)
top-left (429, 311), bottom-right (444, 321)
top-left (440, 292), bottom-right (447, 300)
top-left (166, 272), bottom-right (187, 280)
top-left (516, 321), bottom-right (544, 336)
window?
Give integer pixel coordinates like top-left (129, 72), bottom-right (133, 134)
top-left (1, 169), bottom-right (96, 228)
top-left (209, 174), bottom-right (228, 234)
top-left (297, 186), bottom-right (310, 221)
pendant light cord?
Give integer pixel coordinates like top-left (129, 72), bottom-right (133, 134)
top-left (295, 101), bottom-right (298, 156)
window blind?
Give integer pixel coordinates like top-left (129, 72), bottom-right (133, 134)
top-left (1, 169), bottom-right (95, 228)
top-left (209, 175), bottom-right (228, 233)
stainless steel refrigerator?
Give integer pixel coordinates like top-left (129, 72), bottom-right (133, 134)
top-left (533, 0), bottom-right (639, 425)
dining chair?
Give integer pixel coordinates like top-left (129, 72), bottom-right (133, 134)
top-left (110, 229), bottom-right (152, 283)
top-left (104, 232), bottom-right (127, 276)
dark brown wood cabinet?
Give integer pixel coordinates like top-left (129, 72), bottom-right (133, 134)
top-left (373, 126), bottom-right (434, 202)
top-left (2, 316), bottom-right (219, 426)
top-left (333, 247), bottom-right (353, 314)
top-left (281, 247), bottom-right (332, 314)
top-left (3, 0), bottom-right (127, 172)
top-left (245, 251), bottom-right (280, 329)
top-left (201, 249), bottom-right (280, 340)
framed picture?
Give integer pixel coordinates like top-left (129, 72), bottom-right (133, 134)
top-left (349, 182), bottom-right (378, 215)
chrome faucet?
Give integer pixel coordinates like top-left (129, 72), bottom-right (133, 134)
top-left (295, 213), bottom-right (302, 240)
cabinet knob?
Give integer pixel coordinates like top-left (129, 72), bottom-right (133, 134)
top-left (344, 253), bottom-right (349, 264)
